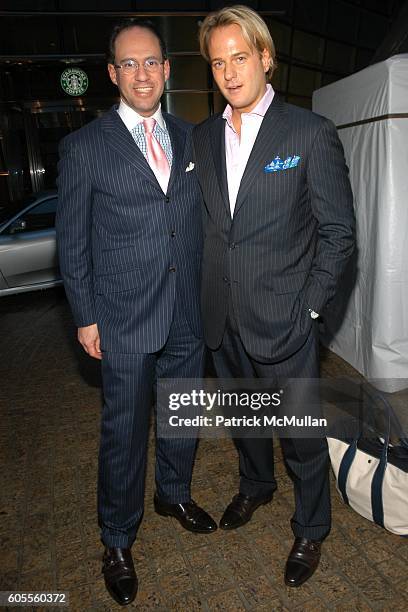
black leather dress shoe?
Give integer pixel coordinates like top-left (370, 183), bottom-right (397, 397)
top-left (102, 547), bottom-right (138, 606)
top-left (154, 494), bottom-right (217, 533)
top-left (219, 492), bottom-right (273, 530)
top-left (284, 537), bottom-right (322, 587)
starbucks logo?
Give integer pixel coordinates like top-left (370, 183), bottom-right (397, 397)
top-left (61, 68), bottom-right (89, 96)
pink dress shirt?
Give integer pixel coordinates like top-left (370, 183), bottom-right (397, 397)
top-left (223, 84), bottom-right (275, 217)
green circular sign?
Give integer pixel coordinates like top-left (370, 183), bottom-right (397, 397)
top-left (61, 67), bottom-right (89, 96)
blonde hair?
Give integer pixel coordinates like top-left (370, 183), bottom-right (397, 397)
top-left (199, 4), bottom-right (277, 80)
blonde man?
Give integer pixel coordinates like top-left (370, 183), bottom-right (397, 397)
top-left (193, 5), bottom-right (355, 587)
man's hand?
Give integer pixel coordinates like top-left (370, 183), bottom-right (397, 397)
top-left (78, 324), bottom-right (102, 360)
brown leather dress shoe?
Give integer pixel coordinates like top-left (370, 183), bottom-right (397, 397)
top-left (284, 537), bottom-right (322, 587)
top-left (154, 494), bottom-right (217, 533)
top-left (219, 492), bottom-right (274, 530)
top-left (102, 547), bottom-right (138, 606)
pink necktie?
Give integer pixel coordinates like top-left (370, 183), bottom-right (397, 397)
top-left (143, 117), bottom-right (170, 193)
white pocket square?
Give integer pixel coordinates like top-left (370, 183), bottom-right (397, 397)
top-left (185, 162), bottom-right (195, 172)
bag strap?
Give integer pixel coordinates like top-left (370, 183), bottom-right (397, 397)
top-left (371, 394), bottom-right (391, 528)
top-left (337, 439), bottom-right (357, 505)
top-left (337, 390), bottom-right (391, 526)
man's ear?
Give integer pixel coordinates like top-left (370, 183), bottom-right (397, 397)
top-left (108, 64), bottom-right (118, 86)
top-left (163, 59), bottom-right (171, 83)
top-left (261, 48), bottom-right (271, 74)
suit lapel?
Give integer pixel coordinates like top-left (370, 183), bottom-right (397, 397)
top-left (209, 115), bottom-right (230, 213)
top-left (101, 107), bottom-right (161, 191)
top-left (163, 112), bottom-right (186, 194)
top-left (234, 95), bottom-right (288, 216)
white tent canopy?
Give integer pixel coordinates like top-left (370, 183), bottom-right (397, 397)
top-left (313, 54), bottom-right (408, 392)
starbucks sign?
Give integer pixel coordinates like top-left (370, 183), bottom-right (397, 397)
top-left (61, 68), bottom-right (89, 96)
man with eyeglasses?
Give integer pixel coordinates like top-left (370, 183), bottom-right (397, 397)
top-left (56, 19), bottom-right (216, 606)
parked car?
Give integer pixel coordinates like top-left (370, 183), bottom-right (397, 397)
top-left (0, 191), bottom-right (62, 296)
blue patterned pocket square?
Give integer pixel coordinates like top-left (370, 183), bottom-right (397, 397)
top-left (264, 155), bottom-right (301, 173)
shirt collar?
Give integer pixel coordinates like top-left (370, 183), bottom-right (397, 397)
top-left (117, 99), bottom-right (167, 132)
top-left (222, 83), bottom-right (275, 129)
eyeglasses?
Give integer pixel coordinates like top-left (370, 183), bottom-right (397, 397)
top-left (114, 58), bottom-right (165, 74)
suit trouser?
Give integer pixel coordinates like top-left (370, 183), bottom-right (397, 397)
top-left (212, 301), bottom-right (331, 541)
top-left (98, 297), bottom-right (205, 548)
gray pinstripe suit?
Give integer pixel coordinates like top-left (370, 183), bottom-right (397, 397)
top-left (57, 107), bottom-right (204, 547)
top-left (193, 95), bottom-right (355, 540)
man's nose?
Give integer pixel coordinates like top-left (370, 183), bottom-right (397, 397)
top-left (223, 61), bottom-right (237, 81)
top-left (134, 65), bottom-right (149, 80)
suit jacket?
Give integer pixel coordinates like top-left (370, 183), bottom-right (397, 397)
top-left (192, 95), bottom-right (355, 363)
top-left (56, 107), bottom-right (203, 354)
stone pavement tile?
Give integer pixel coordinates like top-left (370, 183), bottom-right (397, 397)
top-left (0, 571), bottom-right (19, 590)
top-left (358, 575), bottom-right (396, 604)
top-left (20, 544), bottom-right (52, 575)
top-left (238, 574), bottom-right (280, 608)
top-left (341, 554), bottom-right (379, 582)
top-left (194, 561), bottom-right (234, 595)
top-left (251, 532), bottom-right (289, 563)
top-left (311, 572), bottom-right (355, 603)
top-left (167, 591), bottom-right (206, 611)
top-left (56, 560), bottom-right (92, 590)
top-left (396, 576), bottom-right (408, 595)
top-left (19, 569), bottom-right (54, 591)
top-left (324, 535), bottom-right (359, 561)
top-left (252, 602), bottom-right (290, 612)
top-left (185, 544), bottom-right (220, 569)
top-left (206, 588), bottom-right (247, 611)
top-left (391, 537), bottom-right (408, 562)
top-left (152, 551), bottom-right (189, 577)
top-left (280, 582), bottom-right (316, 608)
top-left (66, 584), bottom-right (96, 612)
top-left (158, 567), bottom-right (195, 599)
top-left (361, 536), bottom-right (395, 564)
top-left (55, 541), bottom-right (85, 571)
top-left (1, 547), bottom-right (19, 572)
top-left (293, 598), bottom-right (328, 611)
top-left (380, 597), bottom-right (408, 612)
top-left (331, 596), bottom-right (374, 611)
top-left (173, 525), bottom-right (217, 551)
top-left (375, 555), bottom-right (407, 583)
top-left (141, 530), bottom-right (181, 559)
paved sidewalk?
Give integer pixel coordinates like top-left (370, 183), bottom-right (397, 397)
top-left (0, 289), bottom-right (407, 611)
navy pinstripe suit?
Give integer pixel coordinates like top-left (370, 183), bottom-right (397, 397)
top-left (57, 107), bottom-right (204, 547)
top-left (193, 95), bottom-right (355, 540)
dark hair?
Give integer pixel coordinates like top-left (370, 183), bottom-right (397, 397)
top-left (107, 18), bottom-right (167, 64)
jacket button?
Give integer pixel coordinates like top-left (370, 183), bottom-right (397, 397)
top-left (170, 230), bottom-right (176, 237)
top-left (229, 242), bottom-right (236, 250)
top-left (169, 266), bottom-right (176, 272)
top-left (165, 196), bottom-right (170, 203)
top-left (223, 276), bottom-right (229, 283)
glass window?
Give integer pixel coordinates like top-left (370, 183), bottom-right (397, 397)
top-left (1, 16), bottom-right (61, 54)
top-left (294, 0), bottom-right (328, 34)
top-left (159, 17), bottom-right (202, 53)
top-left (163, 92), bottom-right (210, 124)
top-left (325, 41), bottom-right (355, 73)
top-left (166, 56), bottom-right (208, 90)
top-left (260, 0), bottom-right (294, 23)
top-left (327, 1), bottom-right (359, 44)
top-left (292, 31), bottom-right (324, 65)
top-left (272, 62), bottom-right (288, 93)
top-left (354, 48), bottom-right (374, 72)
top-left (358, 13), bottom-right (388, 49)
top-left (287, 95), bottom-right (312, 110)
top-left (288, 66), bottom-right (321, 98)
top-left (264, 19), bottom-right (291, 56)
